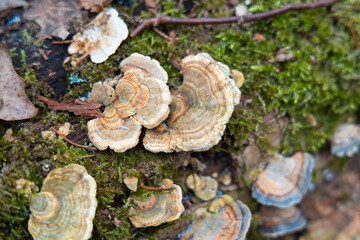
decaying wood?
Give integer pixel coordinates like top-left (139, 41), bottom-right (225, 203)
top-left (38, 95), bottom-right (102, 119)
top-left (131, 0), bottom-right (340, 37)
top-left (229, 109), bottom-right (289, 184)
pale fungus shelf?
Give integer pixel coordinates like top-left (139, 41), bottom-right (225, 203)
top-left (144, 53), bottom-right (241, 152)
top-left (129, 179), bottom-right (184, 228)
top-left (68, 8), bottom-right (128, 64)
top-left (88, 81), bottom-right (116, 106)
top-left (252, 152), bottom-right (315, 208)
top-left (87, 53), bottom-right (171, 152)
top-left (331, 123), bottom-right (360, 157)
top-left (186, 173), bottom-right (218, 201)
top-left (179, 200), bottom-right (251, 240)
top-left (28, 164), bottom-right (97, 240)
top-left (259, 205), bottom-right (307, 238)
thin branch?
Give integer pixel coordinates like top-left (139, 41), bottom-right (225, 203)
top-left (131, 0), bottom-right (340, 37)
top-left (140, 183), bottom-right (176, 191)
top-left (52, 128), bottom-right (97, 150)
top-left (153, 27), bottom-right (172, 41)
top-left (349, 19), bottom-right (359, 49)
top-left (75, 39), bottom-right (100, 66)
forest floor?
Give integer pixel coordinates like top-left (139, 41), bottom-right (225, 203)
top-left (0, 0), bottom-right (360, 239)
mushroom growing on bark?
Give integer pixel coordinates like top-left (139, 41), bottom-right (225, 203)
top-left (331, 123), bottom-right (360, 157)
top-left (179, 200), bottom-right (251, 240)
top-left (129, 179), bottom-right (184, 227)
top-left (186, 173), bottom-right (218, 201)
top-left (252, 152), bottom-right (315, 208)
top-left (28, 164), bottom-right (97, 240)
top-left (144, 53), bottom-right (240, 152)
top-left (68, 8), bottom-right (128, 63)
top-left (259, 205), bottom-right (307, 238)
top-left (87, 53), bottom-right (171, 152)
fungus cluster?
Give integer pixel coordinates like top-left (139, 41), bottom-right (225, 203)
top-left (186, 173), bottom-right (218, 201)
top-left (252, 152), bottom-right (315, 238)
top-left (87, 53), bottom-right (171, 152)
top-left (179, 200), bottom-right (251, 240)
top-left (144, 53), bottom-right (241, 152)
top-left (28, 164), bottom-right (97, 240)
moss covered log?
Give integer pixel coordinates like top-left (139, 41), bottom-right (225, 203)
top-left (0, 0), bottom-right (359, 239)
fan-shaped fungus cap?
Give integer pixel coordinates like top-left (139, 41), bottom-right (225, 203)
top-left (87, 106), bottom-right (142, 152)
top-left (123, 174), bottom-right (138, 192)
top-left (143, 53), bottom-right (241, 152)
top-left (28, 164), bottom-right (97, 240)
top-left (68, 8), bottom-right (128, 63)
top-left (120, 53), bottom-right (168, 83)
top-left (179, 200), bottom-right (251, 240)
top-left (252, 152), bottom-right (315, 208)
top-left (88, 81), bottom-right (116, 106)
top-left (259, 205), bottom-right (307, 238)
top-left (331, 123), bottom-right (360, 157)
top-left (302, 209), bottom-right (360, 240)
top-left (186, 174), bottom-right (218, 201)
top-left (114, 68), bottom-right (171, 128)
top-left (129, 179), bottom-right (184, 227)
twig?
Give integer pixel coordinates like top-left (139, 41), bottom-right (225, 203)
top-left (97, 189), bottom-right (123, 194)
top-left (153, 27), bottom-right (172, 41)
top-left (349, 19), bottom-right (359, 49)
top-left (130, 0), bottom-right (340, 37)
top-left (52, 128), bottom-right (97, 150)
top-left (75, 39), bottom-right (100, 66)
top-left (140, 183), bottom-right (176, 191)
top-left (52, 40), bottom-right (74, 44)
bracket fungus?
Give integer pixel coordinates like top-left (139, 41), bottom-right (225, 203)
top-left (186, 173), bottom-right (218, 201)
top-left (68, 8), bottom-right (128, 63)
top-left (87, 53), bottom-right (171, 152)
top-left (259, 205), bottom-right (307, 238)
top-left (28, 164), bottom-right (97, 240)
top-left (331, 123), bottom-right (360, 157)
top-left (179, 200), bottom-right (251, 240)
top-left (129, 179), bottom-right (184, 228)
top-left (144, 53), bottom-right (240, 152)
top-left (252, 152), bottom-right (315, 208)
top-left (0, 42), bottom-right (38, 120)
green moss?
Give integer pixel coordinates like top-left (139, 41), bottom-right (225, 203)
top-left (1, 0), bottom-right (359, 239)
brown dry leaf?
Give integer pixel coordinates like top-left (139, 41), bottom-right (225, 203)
top-left (0, 0), bottom-right (28, 11)
top-left (0, 43), bottom-right (38, 121)
top-left (80, 0), bottom-right (105, 12)
top-left (145, 0), bottom-right (160, 11)
top-left (38, 95), bottom-right (102, 118)
top-left (23, 0), bottom-right (82, 40)
top-left (253, 33), bottom-right (266, 43)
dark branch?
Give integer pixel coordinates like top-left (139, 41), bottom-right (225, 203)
top-left (131, 0), bottom-right (340, 37)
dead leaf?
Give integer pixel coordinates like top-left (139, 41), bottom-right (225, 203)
top-left (0, 0), bottom-right (28, 11)
top-left (253, 33), bottom-right (266, 43)
top-left (37, 95), bottom-right (102, 118)
top-left (23, 0), bottom-right (82, 40)
top-left (145, 0), bottom-right (160, 11)
top-left (0, 43), bottom-right (38, 121)
top-left (80, 0), bottom-right (105, 12)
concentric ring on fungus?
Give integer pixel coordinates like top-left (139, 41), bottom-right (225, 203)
top-left (143, 53), bottom-right (241, 152)
top-left (129, 179), bottom-right (184, 228)
top-left (28, 164), bottom-right (97, 240)
top-left (252, 152), bottom-right (315, 208)
top-left (179, 200), bottom-right (251, 240)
